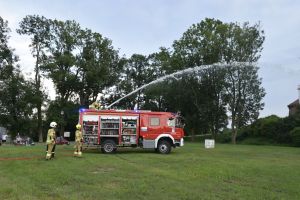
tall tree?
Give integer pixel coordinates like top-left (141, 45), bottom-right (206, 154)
top-left (17, 15), bottom-right (51, 142)
top-left (76, 29), bottom-right (120, 107)
top-left (45, 100), bottom-right (79, 139)
top-left (111, 54), bottom-right (155, 109)
top-left (156, 18), bottom-right (265, 142)
top-left (170, 18), bottom-right (229, 139)
top-left (0, 17), bottom-right (35, 136)
top-left (196, 67), bottom-right (228, 139)
top-left (0, 17), bottom-right (18, 78)
top-left (0, 67), bottom-right (35, 135)
top-left (225, 64), bottom-right (265, 144)
top-left (143, 48), bottom-right (172, 111)
top-left (223, 22), bottom-right (265, 144)
top-left (41, 19), bottom-right (81, 135)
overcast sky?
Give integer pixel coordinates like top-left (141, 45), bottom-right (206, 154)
top-left (0, 0), bottom-right (300, 117)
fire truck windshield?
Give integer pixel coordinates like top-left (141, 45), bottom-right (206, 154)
top-left (175, 117), bottom-right (185, 128)
top-left (167, 118), bottom-right (175, 127)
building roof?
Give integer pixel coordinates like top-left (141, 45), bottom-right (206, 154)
top-left (288, 99), bottom-right (299, 107)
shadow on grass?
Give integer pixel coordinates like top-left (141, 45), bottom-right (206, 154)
top-left (83, 148), bottom-right (182, 156)
top-left (0, 144), bottom-right (182, 162)
top-left (82, 148), bottom-right (156, 154)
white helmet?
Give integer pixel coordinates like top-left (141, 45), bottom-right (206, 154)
top-left (50, 122), bottom-right (57, 128)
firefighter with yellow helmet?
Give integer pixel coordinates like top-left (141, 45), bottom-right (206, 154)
top-left (46, 122), bottom-right (57, 160)
top-left (74, 124), bottom-right (83, 157)
top-left (89, 101), bottom-right (101, 110)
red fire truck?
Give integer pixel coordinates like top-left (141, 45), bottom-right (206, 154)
top-left (79, 109), bottom-right (185, 154)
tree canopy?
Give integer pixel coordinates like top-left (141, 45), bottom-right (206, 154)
top-left (0, 17), bottom-right (36, 136)
top-left (0, 16), bottom-right (267, 144)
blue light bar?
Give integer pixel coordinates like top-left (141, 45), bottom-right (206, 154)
top-left (79, 108), bottom-right (86, 113)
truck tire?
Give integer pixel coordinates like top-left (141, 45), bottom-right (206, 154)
top-left (157, 140), bottom-right (171, 154)
top-left (101, 139), bottom-right (117, 154)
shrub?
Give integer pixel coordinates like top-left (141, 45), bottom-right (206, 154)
top-left (238, 115), bottom-right (294, 144)
top-left (290, 127), bottom-right (300, 147)
top-left (216, 128), bottom-right (232, 143)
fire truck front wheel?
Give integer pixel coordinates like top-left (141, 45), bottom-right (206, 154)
top-left (157, 140), bottom-right (171, 154)
top-left (101, 139), bottom-right (117, 154)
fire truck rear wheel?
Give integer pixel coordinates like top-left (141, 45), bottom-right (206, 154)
top-left (101, 139), bottom-right (117, 154)
top-left (157, 140), bottom-right (171, 154)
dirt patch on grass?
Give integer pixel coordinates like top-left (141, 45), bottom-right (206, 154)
top-left (0, 152), bottom-right (76, 161)
top-left (0, 156), bottom-right (43, 161)
top-left (91, 167), bottom-right (115, 174)
top-left (223, 177), bottom-right (251, 187)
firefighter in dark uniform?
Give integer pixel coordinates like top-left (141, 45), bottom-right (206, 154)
top-left (74, 124), bottom-right (83, 157)
top-left (46, 122), bottom-right (57, 160)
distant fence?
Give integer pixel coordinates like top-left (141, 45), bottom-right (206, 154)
top-left (184, 134), bottom-right (213, 142)
top-left (184, 134), bottom-right (212, 137)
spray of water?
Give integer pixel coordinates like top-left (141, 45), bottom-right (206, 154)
top-left (106, 62), bottom-right (251, 109)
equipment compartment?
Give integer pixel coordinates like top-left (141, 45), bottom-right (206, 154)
top-left (121, 116), bottom-right (138, 144)
top-left (100, 116), bottom-right (120, 137)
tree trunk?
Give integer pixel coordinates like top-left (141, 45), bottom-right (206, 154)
top-left (191, 128), bottom-right (195, 142)
top-left (231, 129), bottom-right (237, 144)
top-left (231, 121), bottom-right (237, 144)
top-left (38, 105), bottom-right (43, 142)
top-left (60, 125), bottom-right (64, 138)
top-left (36, 46), bottom-right (44, 143)
top-left (211, 127), bottom-right (216, 140)
top-left (79, 92), bottom-right (90, 108)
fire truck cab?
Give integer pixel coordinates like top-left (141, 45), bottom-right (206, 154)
top-left (79, 109), bottom-right (185, 154)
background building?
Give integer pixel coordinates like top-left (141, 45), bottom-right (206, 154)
top-left (287, 85), bottom-right (300, 116)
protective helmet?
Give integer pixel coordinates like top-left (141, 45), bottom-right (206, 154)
top-left (76, 124), bottom-right (81, 129)
top-left (50, 122), bottom-right (57, 128)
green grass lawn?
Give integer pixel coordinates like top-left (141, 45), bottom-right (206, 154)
top-left (0, 143), bottom-right (300, 200)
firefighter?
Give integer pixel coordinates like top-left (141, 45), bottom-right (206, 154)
top-left (46, 122), bottom-right (57, 160)
top-left (89, 101), bottom-right (101, 110)
top-left (74, 124), bottom-right (83, 157)
top-left (51, 128), bottom-right (57, 158)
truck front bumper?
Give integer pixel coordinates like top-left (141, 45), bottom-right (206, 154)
top-left (180, 138), bottom-right (184, 146)
top-left (175, 138), bottom-right (184, 147)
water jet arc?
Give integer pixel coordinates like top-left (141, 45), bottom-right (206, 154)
top-left (106, 62), bottom-right (250, 109)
